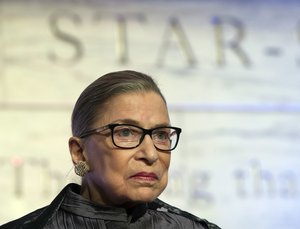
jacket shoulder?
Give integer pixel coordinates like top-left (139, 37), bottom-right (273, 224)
top-left (0, 207), bottom-right (46, 229)
top-left (149, 198), bottom-right (221, 229)
top-left (1, 183), bottom-right (79, 229)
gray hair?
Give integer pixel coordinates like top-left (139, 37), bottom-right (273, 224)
top-left (71, 70), bottom-right (166, 137)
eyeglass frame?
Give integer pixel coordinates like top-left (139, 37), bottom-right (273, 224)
top-left (79, 123), bottom-right (182, 151)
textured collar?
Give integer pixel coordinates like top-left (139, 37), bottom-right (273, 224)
top-left (61, 183), bottom-right (148, 223)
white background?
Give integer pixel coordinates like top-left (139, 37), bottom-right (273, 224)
top-left (0, 0), bottom-right (300, 228)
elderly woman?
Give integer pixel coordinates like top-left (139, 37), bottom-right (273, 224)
top-left (1, 70), bottom-right (220, 229)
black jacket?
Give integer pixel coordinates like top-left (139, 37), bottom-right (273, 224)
top-left (1, 183), bottom-right (221, 229)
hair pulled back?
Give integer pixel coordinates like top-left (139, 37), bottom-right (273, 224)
top-left (71, 70), bottom-right (166, 137)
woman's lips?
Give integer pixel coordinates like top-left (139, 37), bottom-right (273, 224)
top-left (130, 172), bottom-right (158, 182)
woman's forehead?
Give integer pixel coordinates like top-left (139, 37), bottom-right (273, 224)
top-left (95, 92), bottom-right (169, 127)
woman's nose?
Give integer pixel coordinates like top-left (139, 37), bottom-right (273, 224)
top-left (135, 135), bottom-right (159, 164)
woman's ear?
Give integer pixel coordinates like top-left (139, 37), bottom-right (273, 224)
top-left (69, 137), bottom-right (86, 164)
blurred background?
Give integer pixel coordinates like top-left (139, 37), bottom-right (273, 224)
top-left (1, 0), bottom-right (300, 228)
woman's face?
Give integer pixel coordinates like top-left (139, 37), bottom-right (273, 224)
top-left (77, 91), bottom-right (171, 207)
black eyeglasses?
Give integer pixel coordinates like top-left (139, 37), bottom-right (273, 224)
top-left (79, 123), bottom-right (182, 151)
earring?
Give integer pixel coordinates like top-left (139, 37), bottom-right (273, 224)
top-left (74, 161), bottom-right (90, 177)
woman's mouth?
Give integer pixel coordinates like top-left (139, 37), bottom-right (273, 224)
top-left (130, 172), bottom-right (158, 182)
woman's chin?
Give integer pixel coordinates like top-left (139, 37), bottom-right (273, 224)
top-left (129, 189), bottom-right (162, 203)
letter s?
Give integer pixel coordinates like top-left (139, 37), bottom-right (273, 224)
top-left (48, 10), bottom-right (83, 64)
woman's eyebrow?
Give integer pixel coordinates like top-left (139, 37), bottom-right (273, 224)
top-left (111, 119), bottom-right (140, 125)
top-left (152, 123), bottom-right (172, 128)
top-left (111, 119), bottom-right (171, 128)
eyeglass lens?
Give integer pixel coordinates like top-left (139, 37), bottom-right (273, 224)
top-left (112, 125), bottom-right (179, 151)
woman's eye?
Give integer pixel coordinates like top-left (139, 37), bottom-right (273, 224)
top-left (118, 128), bottom-right (132, 137)
top-left (156, 131), bottom-right (168, 140)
